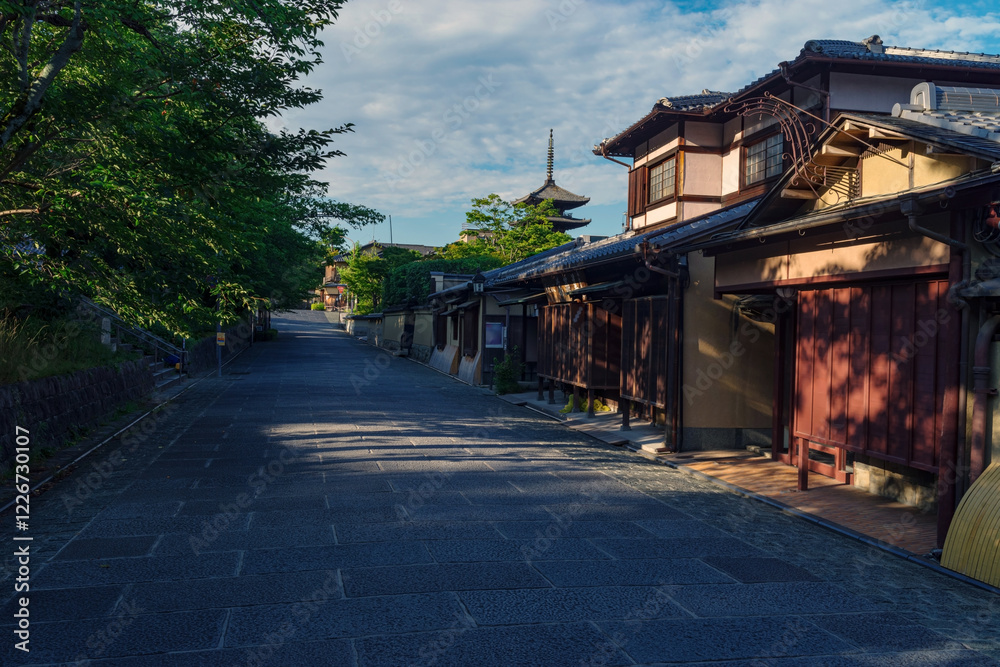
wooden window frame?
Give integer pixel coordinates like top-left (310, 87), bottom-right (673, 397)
top-left (742, 132), bottom-right (784, 189)
top-left (648, 156), bottom-right (677, 205)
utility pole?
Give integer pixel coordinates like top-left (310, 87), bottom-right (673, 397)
top-left (389, 214), bottom-right (393, 245)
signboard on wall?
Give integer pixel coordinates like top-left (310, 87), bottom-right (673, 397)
top-left (485, 322), bottom-right (504, 349)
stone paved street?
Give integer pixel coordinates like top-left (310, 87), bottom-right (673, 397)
top-left (2, 311), bottom-right (999, 666)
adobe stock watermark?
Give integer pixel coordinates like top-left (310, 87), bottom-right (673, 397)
top-left (70, 599), bottom-right (146, 665)
top-left (892, 307), bottom-right (951, 365)
top-left (381, 74), bottom-right (501, 191)
top-left (241, 571), bottom-right (341, 667)
top-left (392, 469), bottom-right (452, 522)
top-left (581, 582), bottom-right (679, 667)
top-left (672, 8), bottom-right (736, 72)
top-left (340, 0), bottom-right (404, 63)
top-left (682, 297), bottom-right (788, 406)
top-left (411, 610), bottom-right (476, 666)
top-left (61, 403), bottom-right (180, 518)
top-left (546, 0), bottom-right (585, 31)
top-left (188, 444), bottom-right (301, 554)
top-left (349, 317), bottom-right (432, 394)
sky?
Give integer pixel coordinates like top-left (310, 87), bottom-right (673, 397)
top-left (274, 0), bottom-right (1000, 248)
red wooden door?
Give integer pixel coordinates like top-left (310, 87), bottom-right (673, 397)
top-left (792, 280), bottom-right (957, 480)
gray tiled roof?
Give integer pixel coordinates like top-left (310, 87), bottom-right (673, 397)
top-left (514, 180), bottom-right (590, 206)
top-left (888, 84), bottom-right (1000, 144)
top-left (845, 113), bottom-right (1000, 161)
top-left (802, 38), bottom-right (1000, 69)
top-left (599, 37), bottom-right (1000, 156)
top-left (657, 90), bottom-right (731, 112)
top-left (487, 200), bottom-right (759, 286)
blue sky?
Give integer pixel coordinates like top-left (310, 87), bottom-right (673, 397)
top-left (275, 0), bottom-right (1000, 248)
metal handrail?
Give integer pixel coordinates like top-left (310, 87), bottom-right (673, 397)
top-left (77, 297), bottom-right (186, 373)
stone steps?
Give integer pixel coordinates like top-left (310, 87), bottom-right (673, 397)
top-left (145, 354), bottom-right (184, 392)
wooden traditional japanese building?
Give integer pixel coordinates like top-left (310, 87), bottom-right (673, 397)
top-left (694, 82), bottom-right (1000, 558)
top-left (586, 36), bottom-right (1000, 455)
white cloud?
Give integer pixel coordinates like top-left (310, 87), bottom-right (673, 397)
top-left (282, 0), bottom-right (1000, 245)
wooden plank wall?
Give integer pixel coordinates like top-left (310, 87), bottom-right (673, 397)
top-left (793, 279), bottom-right (958, 472)
top-left (538, 303), bottom-right (622, 390)
top-left (621, 296), bottom-right (670, 408)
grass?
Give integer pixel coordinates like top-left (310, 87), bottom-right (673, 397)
top-left (0, 315), bottom-right (140, 385)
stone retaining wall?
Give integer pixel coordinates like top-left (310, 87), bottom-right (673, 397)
top-left (185, 323), bottom-right (253, 375)
top-left (0, 360), bottom-right (153, 473)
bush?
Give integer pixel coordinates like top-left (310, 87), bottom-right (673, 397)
top-left (559, 394), bottom-right (611, 414)
top-left (382, 256), bottom-right (505, 308)
top-left (0, 315), bottom-right (138, 385)
top-left (493, 347), bottom-right (523, 395)
top-left (310, 302), bottom-right (325, 311)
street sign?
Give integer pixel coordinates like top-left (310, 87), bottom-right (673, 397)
top-left (216, 332), bottom-right (226, 346)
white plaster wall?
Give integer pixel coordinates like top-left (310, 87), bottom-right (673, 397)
top-left (723, 117), bottom-right (742, 146)
top-left (641, 202), bottom-right (677, 227)
top-left (721, 150), bottom-right (741, 197)
top-left (680, 201), bottom-right (722, 221)
top-left (829, 73), bottom-right (924, 113)
top-left (792, 74), bottom-right (824, 111)
top-left (682, 153), bottom-right (723, 196)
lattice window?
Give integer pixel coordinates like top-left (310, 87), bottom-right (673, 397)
top-left (745, 134), bottom-right (783, 185)
top-left (648, 157), bottom-right (676, 203)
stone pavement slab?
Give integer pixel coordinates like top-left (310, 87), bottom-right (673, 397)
top-left (1, 311), bottom-right (998, 666)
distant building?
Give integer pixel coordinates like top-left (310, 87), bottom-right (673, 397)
top-left (318, 242), bottom-right (436, 310)
top-left (513, 130), bottom-right (591, 234)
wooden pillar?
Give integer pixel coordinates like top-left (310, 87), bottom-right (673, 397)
top-left (547, 378), bottom-right (555, 405)
top-left (572, 385), bottom-right (580, 413)
top-left (521, 303), bottom-right (528, 381)
top-left (537, 375), bottom-right (544, 401)
top-left (797, 438), bottom-right (809, 491)
top-left (587, 388), bottom-right (595, 418)
top-left (621, 399), bottom-right (632, 431)
top-left (772, 313), bottom-right (786, 461)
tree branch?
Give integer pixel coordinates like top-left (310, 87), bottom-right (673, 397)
top-left (120, 16), bottom-right (160, 49)
top-left (0, 206), bottom-right (49, 217)
top-left (0, 1), bottom-right (85, 148)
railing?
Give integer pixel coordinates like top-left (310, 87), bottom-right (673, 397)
top-left (77, 297), bottom-right (186, 374)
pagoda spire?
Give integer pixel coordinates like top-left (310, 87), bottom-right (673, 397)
top-left (514, 128), bottom-right (590, 233)
top-left (546, 129), bottom-right (554, 183)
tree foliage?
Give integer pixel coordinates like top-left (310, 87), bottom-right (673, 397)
top-left (381, 256), bottom-right (504, 309)
top-left (339, 243), bottom-right (421, 315)
top-left (441, 194), bottom-right (572, 264)
top-left (0, 1), bottom-right (379, 334)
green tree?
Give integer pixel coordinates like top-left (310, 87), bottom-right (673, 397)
top-left (446, 194), bottom-right (572, 264)
top-left (382, 256), bottom-right (505, 308)
top-left (339, 244), bottom-right (385, 315)
top-left (0, 1), bottom-right (374, 335)
top-left (339, 244), bottom-right (421, 314)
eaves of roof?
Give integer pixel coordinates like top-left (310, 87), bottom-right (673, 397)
top-left (720, 110), bottom-right (1000, 238)
top-left (482, 238), bottom-right (584, 286)
top-left (843, 112), bottom-right (1000, 162)
top-left (690, 171), bottom-right (1000, 253)
top-left (488, 199), bottom-right (760, 286)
